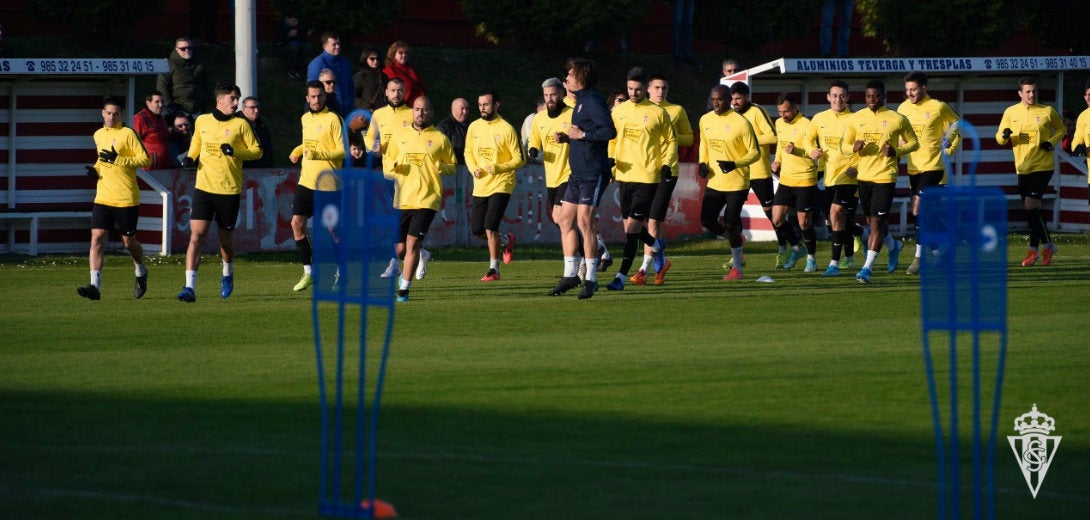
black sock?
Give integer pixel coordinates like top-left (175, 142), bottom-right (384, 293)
top-left (831, 230), bottom-right (843, 261)
top-left (619, 233), bottom-right (640, 275)
top-left (767, 209), bottom-right (787, 247)
top-left (1026, 208), bottom-right (1043, 248)
top-left (640, 227), bottom-right (656, 247)
top-left (295, 236), bottom-right (312, 266)
top-left (803, 227), bottom-right (816, 255)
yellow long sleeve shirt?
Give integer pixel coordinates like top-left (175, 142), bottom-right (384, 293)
top-left (383, 125), bottom-right (457, 211)
top-left (736, 104), bottom-right (776, 181)
top-left (1073, 106), bottom-right (1090, 183)
top-left (608, 99), bottom-right (677, 183)
top-left (654, 100), bottom-right (694, 171)
top-left (365, 104), bottom-right (413, 155)
top-left (842, 106), bottom-right (919, 184)
top-left (896, 95), bottom-right (961, 176)
top-left (806, 108), bottom-right (858, 187)
top-left (528, 107), bottom-right (573, 189)
top-left (775, 114), bottom-right (818, 187)
top-left (466, 116), bottom-right (525, 196)
top-left (187, 112), bottom-right (263, 195)
top-left (92, 123), bottom-right (151, 207)
top-left (698, 109), bottom-right (760, 192)
top-left (289, 108), bottom-right (345, 190)
top-left (995, 102), bottom-right (1064, 174)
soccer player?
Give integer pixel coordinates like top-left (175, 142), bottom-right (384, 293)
top-left (1071, 79), bottom-right (1090, 206)
top-left (288, 80), bottom-right (345, 292)
top-left (698, 85), bottom-right (760, 281)
top-left (842, 80), bottom-right (918, 283)
top-left (807, 80), bottom-right (861, 277)
top-left (465, 88), bottom-right (525, 282)
top-left (176, 83), bottom-right (263, 302)
top-left (729, 82), bottom-right (786, 266)
top-left (365, 78), bottom-right (414, 278)
top-left (897, 71), bottom-right (961, 274)
top-left (604, 67), bottom-right (674, 291)
top-left (77, 97), bottom-right (152, 300)
top-left (527, 78), bottom-right (581, 295)
top-left (996, 76), bottom-right (1065, 267)
top-left (770, 93), bottom-right (819, 272)
top-left (557, 57), bottom-right (617, 299)
top-left (645, 73), bottom-right (693, 285)
top-left (384, 96), bottom-right (457, 301)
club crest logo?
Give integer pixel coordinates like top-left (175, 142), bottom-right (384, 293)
top-left (1007, 404), bottom-right (1061, 498)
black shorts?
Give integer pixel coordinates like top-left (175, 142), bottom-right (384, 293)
top-left (828, 184), bottom-right (859, 211)
top-left (547, 181), bottom-right (569, 210)
top-left (398, 208), bottom-right (436, 242)
top-left (292, 185), bottom-right (314, 217)
top-left (909, 170), bottom-right (945, 197)
top-left (649, 174), bottom-right (678, 221)
top-left (562, 175), bottom-right (608, 207)
top-left (618, 181), bottom-right (658, 221)
top-left (772, 185), bottom-right (817, 213)
top-left (191, 189), bottom-right (241, 230)
top-left (1017, 171), bottom-right (1053, 201)
top-left (701, 188), bottom-right (749, 228)
top-left (91, 203), bottom-right (139, 236)
top-left (858, 181), bottom-right (895, 217)
top-left (470, 193), bottom-right (511, 235)
top-left (750, 178), bottom-right (775, 207)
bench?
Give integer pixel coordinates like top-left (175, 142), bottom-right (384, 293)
top-left (0, 210), bottom-right (92, 255)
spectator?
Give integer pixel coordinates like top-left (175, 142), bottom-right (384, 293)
top-left (157, 37), bottom-right (210, 116)
top-left (133, 91), bottom-right (171, 169)
top-left (608, 90), bottom-right (629, 110)
top-left (353, 45), bottom-right (387, 111)
top-left (275, 12), bottom-right (309, 79)
top-left (435, 98), bottom-right (470, 165)
top-left (239, 96), bottom-right (274, 168)
top-left (820, 0), bottom-right (855, 58)
top-left (168, 113), bottom-right (193, 168)
top-left (348, 134), bottom-right (369, 167)
top-left (316, 69), bottom-right (342, 115)
top-left (382, 41), bottom-right (426, 106)
top-left (306, 31), bottom-right (353, 117)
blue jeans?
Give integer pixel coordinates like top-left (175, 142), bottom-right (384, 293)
top-left (820, 0), bottom-right (855, 58)
top-left (670, 0), bottom-right (695, 59)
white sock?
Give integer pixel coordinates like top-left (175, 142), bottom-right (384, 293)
top-left (90, 270), bottom-right (101, 288)
top-left (639, 254), bottom-right (652, 272)
top-left (864, 250), bottom-right (879, 269)
top-left (489, 259), bottom-right (499, 270)
top-left (914, 244), bottom-right (923, 258)
top-left (222, 262), bottom-right (233, 276)
top-left (597, 235), bottom-right (610, 258)
top-left (303, 264), bottom-right (312, 275)
top-left (186, 269), bottom-right (197, 289)
top-left (134, 264), bottom-right (147, 277)
top-left (563, 256), bottom-right (577, 277)
top-left (807, 254), bottom-right (815, 261)
top-left (399, 278), bottom-right (411, 290)
top-left (585, 258), bottom-right (598, 282)
top-left (829, 259), bottom-right (839, 267)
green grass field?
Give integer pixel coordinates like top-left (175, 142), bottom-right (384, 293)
top-left (2, 235), bottom-right (1089, 519)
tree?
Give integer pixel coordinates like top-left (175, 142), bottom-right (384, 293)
top-left (269, 0), bottom-right (403, 38)
top-left (855, 0), bottom-right (1013, 56)
top-left (461, 0), bottom-right (653, 48)
top-left (694, 0), bottom-right (822, 55)
top-left (38, 0), bottom-right (165, 39)
top-left (1016, 0), bottom-right (1090, 54)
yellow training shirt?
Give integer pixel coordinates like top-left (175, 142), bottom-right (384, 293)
top-left (92, 122), bottom-right (151, 207)
top-left (654, 100), bottom-right (694, 171)
top-left (465, 116), bottom-right (525, 196)
top-left (1073, 106), bottom-right (1090, 183)
top-left (187, 112), bottom-right (263, 195)
top-left (842, 106), bottom-right (918, 184)
top-left (528, 107), bottom-right (573, 189)
top-left (365, 104), bottom-right (413, 155)
top-left (384, 125), bottom-right (457, 211)
top-left (608, 99), bottom-right (677, 184)
top-left (289, 108), bottom-right (345, 190)
top-left (806, 108), bottom-right (859, 187)
top-left (775, 114), bottom-right (817, 187)
top-left (698, 109), bottom-right (759, 192)
top-left (737, 104), bottom-right (777, 180)
top-left (896, 95), bottom-right (961, 176)
top-left (995, 102), bottom-right (1065, 174)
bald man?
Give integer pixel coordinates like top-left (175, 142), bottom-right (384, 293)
top-left (436, 97), bottom-right (470, 164)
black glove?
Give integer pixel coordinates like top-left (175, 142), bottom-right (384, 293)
top-left (98, 146), bottom-right (118, 164)
top-left (1074, 144), bottom-right (1088, 156)
top-left (84, 165), bottom-right (99, 179)
top-left (660, 165), bottom-right (673, 178)
top-left (1001, 128), bottom-right (1012, 141)
top-left (717, 160), bottom-right (735, 173)
top-left (884, 146), bottom-right (897, 158)
top-left (608, 157), bottom-right (616, 168)
top-left (528, 147), bottom-right (540, 161)
top-left (181, 156), bottom-right (197, 168)
top-left (697, 163), bottom-right (710, 179)
top-left (220, 143), bottom-right (234, 156)
top-left (1039, 141), bottom-right (1053, 152)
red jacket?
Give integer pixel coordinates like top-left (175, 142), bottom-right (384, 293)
top-left (382, 61), bottom-right (426, 105)
top-left (133, 108), bottom-right (170, 169)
